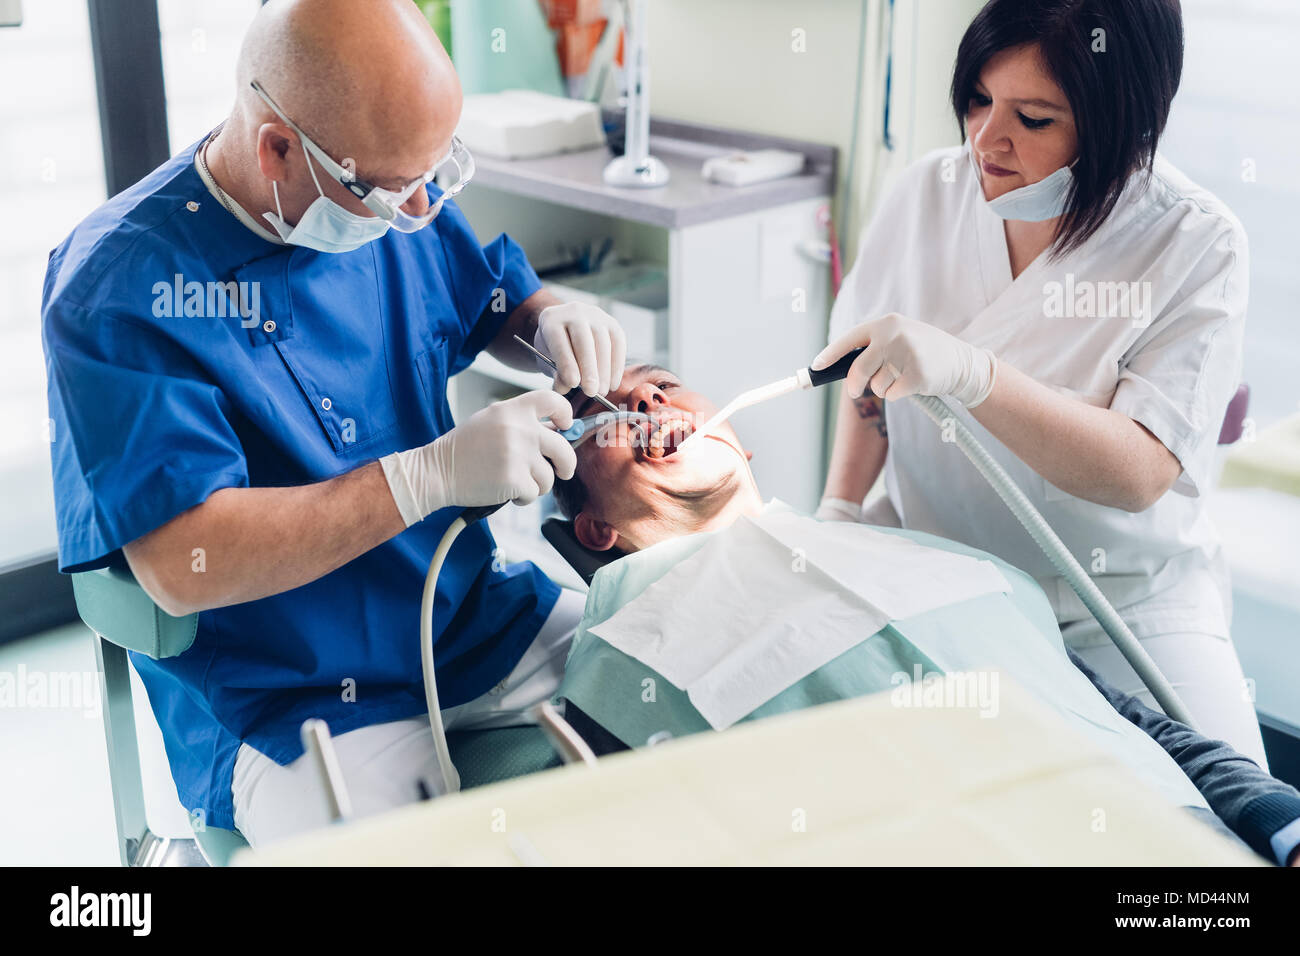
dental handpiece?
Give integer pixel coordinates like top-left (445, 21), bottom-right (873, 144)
top-left (459, 411), bottom-right (651, 525)
top-left (682, 347), bottom-right (868, 449)
top-left (558, 410), bottom-right (652, 446)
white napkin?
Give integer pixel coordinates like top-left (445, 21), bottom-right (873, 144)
top-left (589, 505), bottom-right (1010, 729)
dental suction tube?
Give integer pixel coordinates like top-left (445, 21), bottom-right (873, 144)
top-left (799, 347), bottom-right (866, 389)
top-left (420, 409), bottom-right (653, 789)
top-left (698, 351), bottom-right (1196, 727)
top-left (686, 350), bottom-right (867, 450)
top-left (908, 395), bottom-right (1198, 729)
top-left (799, 351), bottom-right (1195, 725)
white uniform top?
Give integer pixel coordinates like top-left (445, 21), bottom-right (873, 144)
top-left (830, 142), bottom-right (1248, 647)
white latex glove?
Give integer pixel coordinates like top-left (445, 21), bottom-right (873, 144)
top-left (380, 390), bottom-right (576, 527)
top-left (534, 302), bottom-right (627, 398)
top-left (814, 496), bottom-right (865, 523)
top-left (813, 313), bottom-right (998, 408)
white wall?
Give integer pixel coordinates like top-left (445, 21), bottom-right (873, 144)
top-left (646, 0), bottom-right (861, 199)
top-left (646, 0), bottom-right (983, 258)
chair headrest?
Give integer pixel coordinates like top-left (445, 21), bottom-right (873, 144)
top-left (540, 517), bottom-right (623, 586)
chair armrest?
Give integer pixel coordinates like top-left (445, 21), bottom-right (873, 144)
top-left (71, 566), bottom-right (198, 660)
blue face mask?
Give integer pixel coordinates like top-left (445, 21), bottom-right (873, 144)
top-left (263, 151), bottom-right (391, 254)
top-left (970, 146), bottom-right (1075, 222)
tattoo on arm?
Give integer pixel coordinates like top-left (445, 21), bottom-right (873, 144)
top-left (853, 395), bottom-right (888, 437)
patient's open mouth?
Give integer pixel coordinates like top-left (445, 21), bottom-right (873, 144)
top-left (642, 417), bottom-right (695, 459)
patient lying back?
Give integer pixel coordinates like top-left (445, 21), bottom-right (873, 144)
top-left (551, 364), bottom-right (1211, 815)
top-left (552, 362), bottom-right (763, 552)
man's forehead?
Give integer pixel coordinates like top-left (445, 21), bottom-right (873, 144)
top-left (363, 139), bottom-right (451, 190)
top-left (622, 363), bottom-right (672, 384)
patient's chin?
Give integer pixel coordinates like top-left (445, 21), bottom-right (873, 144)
top-left (676, 434), bottom-right (745, 481)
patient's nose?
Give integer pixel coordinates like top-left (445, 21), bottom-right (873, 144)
top-left (626, 381), bottom-right (667, 414)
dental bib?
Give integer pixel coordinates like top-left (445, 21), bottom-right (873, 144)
top-left (557, 501), bottom-right (1210, 813)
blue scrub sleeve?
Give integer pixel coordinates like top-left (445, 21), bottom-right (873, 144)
top-left (430, 197), bottom-right (543, 376)
top-left (46, 304), bottom-right (249, 573)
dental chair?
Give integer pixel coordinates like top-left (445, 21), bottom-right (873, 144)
top-left (73, 564), bottom-right (564, 867)
top-left (535, 382), bottom-right (1263, 759)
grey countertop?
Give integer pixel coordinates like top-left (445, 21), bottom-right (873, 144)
top-left (469, 115), bottom-right (837, 229)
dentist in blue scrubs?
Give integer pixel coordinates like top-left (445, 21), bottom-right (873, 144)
top-left (41, 0), bottom-right (626, 846)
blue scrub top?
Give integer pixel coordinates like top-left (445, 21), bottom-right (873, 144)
top-left (41, 138), bottom-right (560, 830)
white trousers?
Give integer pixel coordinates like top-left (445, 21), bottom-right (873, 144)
top-left (231, 588), bottom-right (587, 848)
top-left (1065, 625), bottom-right (1270, 770)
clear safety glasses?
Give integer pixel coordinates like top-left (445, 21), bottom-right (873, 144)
top-left (250, 79), bottom-right (475, 232)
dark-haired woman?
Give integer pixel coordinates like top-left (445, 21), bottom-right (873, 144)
top-left (814, 0), bottom-right (1266, 764)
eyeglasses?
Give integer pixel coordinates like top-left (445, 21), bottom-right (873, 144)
top-left (250, 79), bottom-right (474, 232)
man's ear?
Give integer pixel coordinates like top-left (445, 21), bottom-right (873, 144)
top-left (255, 124), bottom-right (296, 180)
top-left (574, 512), bottom-right (619, 551)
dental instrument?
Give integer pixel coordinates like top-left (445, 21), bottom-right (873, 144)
top-left (682, 349), bottom-right (1198, 729)
top-left (513, 333), bottom-right (622, 415)
top-left (559, 410), bottom-right (652, 447)
top-left (681, 347), bottom-right (866, 450)
top-left (419, 407), bottom-right (651, 793)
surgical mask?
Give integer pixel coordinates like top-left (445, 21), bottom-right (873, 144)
top-left (263, 150), bottom-right (391, 254)
top-left (969, 145), bottom-right (1075, 222)
top-left (250, 80), bottom-right (473, 241)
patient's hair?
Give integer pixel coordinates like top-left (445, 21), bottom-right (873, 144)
top-left (552, 469), bottom-right (589, 522)
top-left (951, 0), bottom-right (1184, 258)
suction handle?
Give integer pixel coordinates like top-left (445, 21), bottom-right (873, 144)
top-left (806, 347), bottom-right (866, 388)
top-left (460, 502), bottom-right (506, 525)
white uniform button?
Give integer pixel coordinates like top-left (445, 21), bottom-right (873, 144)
top-left (186, 200), bottom-right (200, 212)
top-left (321, 397), bottom-right (332, 411)
top-left (262, 319), bottom-right (276, 333)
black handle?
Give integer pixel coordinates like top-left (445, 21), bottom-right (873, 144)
top-left (460, 502), bottom-right (507, 525)
top-left (806, 347), bottom-right (865, 388)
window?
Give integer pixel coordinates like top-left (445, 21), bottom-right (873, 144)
top-left (0, 1), bottom-right (103, 566)
top-left (0, 1), bottom-right (259, 570)
top-left (1160, 0), bottom-right (1300, 429)
top-left (157, 1), bottom-right (260, 150)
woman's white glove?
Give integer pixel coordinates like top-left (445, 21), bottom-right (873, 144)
top-left (534, 302), bottom-right (627, 398)
top-left (814, 496), bottom-right (866, 523)
top-left (813, 313), bottom-right (998, 408)
top-left (380, 390), bottom-right (577, 527)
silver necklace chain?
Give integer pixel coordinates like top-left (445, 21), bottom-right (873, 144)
top-left (199, 130), bottom-right (241, 220)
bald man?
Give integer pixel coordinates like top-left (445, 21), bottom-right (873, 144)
top-left (42, 0), bottom-right (627, 847)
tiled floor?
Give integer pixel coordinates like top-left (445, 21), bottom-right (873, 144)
top-left (0, 621), bottom-right (197, 866)
top-left (1, 622), bottom-right (120, 865)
